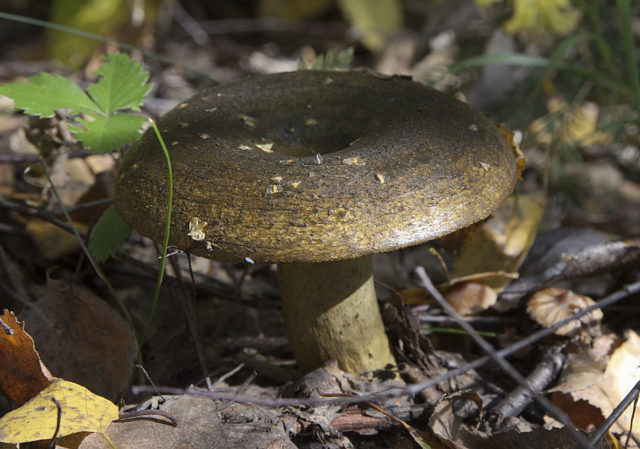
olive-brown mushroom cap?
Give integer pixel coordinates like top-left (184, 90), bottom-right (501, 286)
top-left (116, 70), bottom-right (517, 263)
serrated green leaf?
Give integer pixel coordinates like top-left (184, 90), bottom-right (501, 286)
top-left (0, 72), bottom-right (102, 118)
top-left (304, 48), bottom-right (354, 71)
top-left (320, 48), bottom-right (354, 70)
top-left (87, 53), bottom-right (152, 115)
top-left (89, 205), bottom-right (131, 263)
top-left (72, 113), bottom-right (146, 153)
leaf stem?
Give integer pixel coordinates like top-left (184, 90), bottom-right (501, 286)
top-left (0, 11), bottom-right (219, 84)
top-left (142, 119), bottom-right (173, 342)
top-left (36, 149), bottom-right (141, 356)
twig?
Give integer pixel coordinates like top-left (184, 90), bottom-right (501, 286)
top-left (135, 364), bottom-right (165, 402)
top-left (0, 198), bottom-right (86, 237)
top-left (172, 1), bottom-right (209, 45)
top-left (414, 265), bottom-right (589, 448)
top-left (47, 397), bottom-right (61, 449)
top-left (489, 348), bottom-right (566, 421)
top-left (210, 363), bottom-right (245, 391)
top-left (0, 11), bottom-right (219, 83)
top-left (0, 149), bottom-right (93, 164)
top-left (588, 380), bottom-right (640, 449)
top-left (167, 255), bottom-right (210, 388)
top-left (131, 280), bottom-right (640, 415)
top-left (116, 409), bottom-right (177, 427)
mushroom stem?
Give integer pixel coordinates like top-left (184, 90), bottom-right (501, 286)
top-left (277, 256), bottom-right (396, 374)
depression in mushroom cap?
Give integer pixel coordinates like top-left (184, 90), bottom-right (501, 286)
top-left (116, 70), bottom-right (517, 265)
top-left (115, 70), bottom-right (518, 374)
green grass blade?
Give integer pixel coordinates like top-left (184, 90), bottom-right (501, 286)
top-left (449, 52), bottom-right (550, 73)
top-left (617, 0), bottom-right (640, 124)
top-left (143, 119), bottom-right (173, 342)
top-left (0, 11), bottom-right (219, 84)
top-left (36, 150), bottom-right (140, 357)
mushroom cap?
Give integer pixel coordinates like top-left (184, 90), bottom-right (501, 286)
top-left (527, 288), bottom-right (603, 336)
top-left (115, 70), bottom-right (517, 263)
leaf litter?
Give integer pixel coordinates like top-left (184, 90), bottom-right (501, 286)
top-left (1, 4), bottom-right (640, 448)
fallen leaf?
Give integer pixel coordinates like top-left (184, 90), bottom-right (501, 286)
top-left (25, 219), bottom-right (88, 260)
top-left (570, 330), bottom-right (640, 441)
top-left (0, 310), bottom-right (52, 405)
top-left (25, 276), bottom-right (137, 401)
top-left (0, 378), bottom-right (117, 444)
top-left (337, 0), bottom-right (403, 51)
top-left (451, 193), bottom-right (545, 294)
top-left (527, 288), bottom-right (603, 336)
top-left (444, 281), bottom-right (497, 316)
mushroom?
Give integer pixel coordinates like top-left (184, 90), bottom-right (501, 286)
top-left (115, 71), bottom-right (517, 374)
top-left (527, 288), bottom-right (603, 336)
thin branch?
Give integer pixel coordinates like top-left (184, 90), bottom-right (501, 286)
top-left (0, 198), bottom-right (86, 237)
top-left (131, 280), bottom-right (640, 416)
top-left (413, 266), bottom-right (594, 448)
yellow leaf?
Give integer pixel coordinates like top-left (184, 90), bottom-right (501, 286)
top-left (337, 0), bottom-right (403, 51)
top-left (450, 193), bottom-right (546, 291)
top-left (0, 378), bottom-right (118, 444)
top-left (504, 0), bottom-right (581, 36)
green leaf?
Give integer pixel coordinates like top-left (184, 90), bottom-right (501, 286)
top-left (301, 47), bottom-right (354, 71)
top-left (87, 53), bottom-right (152, 115)
top-left (0, 72), bottom-right (102, 118)
top-left (72, 113), bottom-right (146, 153)
top-left (89, 205), bottom-right (131, 263)
top-left (312, 48), bottom-right (354, 71)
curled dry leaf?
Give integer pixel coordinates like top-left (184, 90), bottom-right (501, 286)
top-left (450, 193), bottom-right (545, 296)
top-left (526, 288), bottom-right (603, 336)
top-left (444, 281), bottom-right (497, 316)
top-left (0, 310), bottom-right (52, 405)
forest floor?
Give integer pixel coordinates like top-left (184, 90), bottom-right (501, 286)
top-left (1, 1), bottom-right (640, 448)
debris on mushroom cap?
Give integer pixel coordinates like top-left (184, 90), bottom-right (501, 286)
top-left (496, 122), bottom-right (526, 181)
top-left (188, 217), bottom-right (207, 241)
top-left (115, 70), bottom-right (518, 263)
top-left (239, 114), bottom-right (256, 128)
top-left (526, 288), bottom-right (603, 336)
top-left (255, 142), bottom-right (274, 153)
top-left (342, 156), bottom-right (364, 166)
top-left (444, 281), bottom-right (497, 316)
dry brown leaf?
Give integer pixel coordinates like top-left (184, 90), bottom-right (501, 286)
top-left (25, 276), bottom-right (136, 401)
top-left (569, 330), bottom-right (640, 442)
top-left (0, 310), bottom-right (52, 405)
top-left (450, 193), bottom-right (545, 293)
top-left (526, 288), bottom-right (603, 336)
top-left (443, 281), bottom-right (497, 316)
top-left (549, 334), bottom-right (615, 394)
